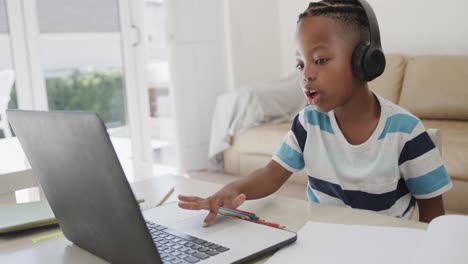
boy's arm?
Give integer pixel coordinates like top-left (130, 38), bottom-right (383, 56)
top-left (417, 195), bottom-right (445, 223)
top-left (398, 120), bottom-right (452, 223)
top-left (178, 160), bottom-right (293, 226)
top-left (224, 160), bottom-right (293, 200)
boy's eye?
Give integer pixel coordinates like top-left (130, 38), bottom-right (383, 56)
top-left (315, 58), bottom-right (328, 65)
top-left (296, 64), bottom-right (304, 70)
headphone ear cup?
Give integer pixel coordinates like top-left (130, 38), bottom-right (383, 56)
top-left (363, 49), bottom-right (386, 81)
top-left (352, 43), bottom-right (370, 81)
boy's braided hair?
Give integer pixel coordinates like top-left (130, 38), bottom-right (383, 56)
top-left (298, 0), bottom-right (370, 43)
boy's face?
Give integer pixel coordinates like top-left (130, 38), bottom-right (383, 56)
top-left (295, 16), bottom-right (362, 113)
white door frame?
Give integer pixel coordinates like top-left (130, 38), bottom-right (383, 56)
top-left (118, 0), bottom-right (153, 180)
top-left (6, 0), bottom-right (47, 110)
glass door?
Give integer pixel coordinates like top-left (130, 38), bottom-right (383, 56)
top-left (2, 0), bottom-right (157, 182)
top-left (28, 0), bottom-right (152, 181)
top-left (1, 0), bottom-right (156, 203)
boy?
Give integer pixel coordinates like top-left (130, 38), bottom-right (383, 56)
top-left (178, 0), bottom-right (452, 225)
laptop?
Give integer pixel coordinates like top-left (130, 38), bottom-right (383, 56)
top-left (7, 110), bottom-right (296, 264)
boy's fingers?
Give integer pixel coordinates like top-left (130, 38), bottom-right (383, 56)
top-left (178, 198), bottom-right (210, 210)
top-left (203, 209), bottom-right (218, 227)
top-left (178, 194), bottom-right (212, 210)
top-left (178, 194), bottom-right (203, 202)
top-left (203, 198), bottom-right (221, 227)
top-left (232, 193), bottom-right (246, 208)
top-left (221, 193), bottom-right (246, 209)
top-left (178, 201), bottom-right (201, 210)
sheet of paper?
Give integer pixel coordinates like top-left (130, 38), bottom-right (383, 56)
top-left (411, 215), bottom-right (468, 264)
top-left (266, 221), bottom-right (425, 264)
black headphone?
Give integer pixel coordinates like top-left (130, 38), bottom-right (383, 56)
top-left (352, 0), bottom-right (386, 81)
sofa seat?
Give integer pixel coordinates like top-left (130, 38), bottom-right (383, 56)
top-left (421, 120), bottom-right (468, 213)
top-left (230, 123), bottom-right (289, 155)
top-left (422, 120), bottom-right (468, 182)
top-left (224, 122), bottom-right (308, 186)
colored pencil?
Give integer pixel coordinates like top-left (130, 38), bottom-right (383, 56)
top-left (157, 186), bottom-right (175, 206)
top-left (219, 207), bottom-right (257, 218)
top-left (218, 211), bottom-right (249, 220)
top-left (218, 208), bottom-right (260, 220)
top-left (221, 207), bottom-right (256, 216)
top-left (246, 219), bottom-right (286, 229)
top-left (218, 209), bottom-right (285, 229)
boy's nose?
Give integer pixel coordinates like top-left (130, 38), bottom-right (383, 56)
top-left (303, 74), bottom-right (317, 83)
top-left (302, 66), bottom-right (317, 83)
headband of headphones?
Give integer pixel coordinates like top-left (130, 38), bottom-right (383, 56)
top-left (353, 0), bottom-right (386, 81)
top-left (356, 0), bottom-right (382, 51)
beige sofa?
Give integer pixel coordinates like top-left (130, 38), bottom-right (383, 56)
top-left (224, 54), bottom-right (468, 214)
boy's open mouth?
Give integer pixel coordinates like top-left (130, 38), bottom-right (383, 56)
top-left (305, 90), bottom-right (320, 105)
top-left (308, 90), bottom-right (318, 97)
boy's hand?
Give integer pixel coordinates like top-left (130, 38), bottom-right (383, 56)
top-left (178, 190), bottom-right (246, 227)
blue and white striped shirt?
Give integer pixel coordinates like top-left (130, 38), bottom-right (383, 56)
top-left (273, 93), bottom-right (452, 218)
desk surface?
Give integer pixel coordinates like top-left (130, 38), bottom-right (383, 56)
top-left (0, 175), bottom-right (427, 263)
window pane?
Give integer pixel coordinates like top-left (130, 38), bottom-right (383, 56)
top-left (46, 67), bottom-right (125, 126)
top-left (37, 0), bottom-right (119, 33)
top-left (35, 0), bottom-right (137, 180)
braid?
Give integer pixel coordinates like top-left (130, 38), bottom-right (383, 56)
top-left (298, 0), bottom-right (369, 42)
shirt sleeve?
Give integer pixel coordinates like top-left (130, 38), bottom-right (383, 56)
top-left (399, 121), bottom-right (452, 199)
top-left (272, 112), bottom-right (306, 172)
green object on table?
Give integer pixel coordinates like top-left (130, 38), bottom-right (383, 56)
top-left (0, 200), bottom-right (57, 235)
top-left (31, 230), bottom-right (64, 243)
top-left (0, 198), bottom-right (145, 235)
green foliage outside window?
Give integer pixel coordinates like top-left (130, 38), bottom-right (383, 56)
top-left (8, 69), bottom-right (126, 126)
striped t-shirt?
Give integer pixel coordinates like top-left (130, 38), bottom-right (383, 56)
top-left (273, 93), bottom-right (452, 218)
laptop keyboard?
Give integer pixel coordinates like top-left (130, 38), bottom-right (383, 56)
top-left (146, 221), bottom-right (230, 264)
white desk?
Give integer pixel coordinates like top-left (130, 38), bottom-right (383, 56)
top-left (0, 175), bottom-right (427, 263)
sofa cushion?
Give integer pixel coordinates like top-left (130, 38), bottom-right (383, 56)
top-left (231, 122), bottom-right (289, 155)
top-left (443, 179), bottom-right (468, 214)
top-left (422, 120), bottom-right (468, 182)
top-left (399, 56), bottom-right (468, 120)
top-left (369, 54), bottom-right (407, 103)
top-left (224, 147), bottom-right (241, 176)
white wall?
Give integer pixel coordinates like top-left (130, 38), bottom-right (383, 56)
top-left (0, 34), bottom-right (123, 71)
top-left (166, 0), bottom-right (229, 170)
top-left (278, 0), bottom-right (468, 76)
top-left (223, 0), bottom-right (282, 89)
